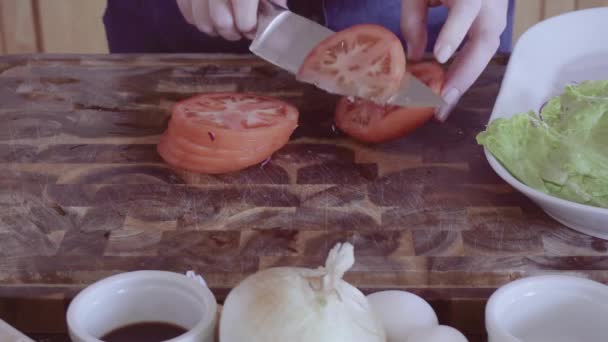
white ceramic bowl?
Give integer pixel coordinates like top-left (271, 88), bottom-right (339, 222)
top-left (67, 271), bottom-right (217, 342)
top-left (486, 7), bottom-right (608, 238)
top-left (0, 319), bottom-right (34, 342)
top-left (486, 275), bottom-right (608, 342)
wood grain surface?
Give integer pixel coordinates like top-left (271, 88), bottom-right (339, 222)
top-left (1, 54), bottom-right (607, 341)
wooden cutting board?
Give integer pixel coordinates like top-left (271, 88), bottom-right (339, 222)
top-left (1, 54), bottom-right (607, 341)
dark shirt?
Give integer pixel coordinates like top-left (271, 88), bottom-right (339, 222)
top-left (102, 0), bottom-right (515, 54)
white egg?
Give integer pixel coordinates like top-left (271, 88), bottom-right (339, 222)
top-left (407, 325), bottom-right (468, 342)
top-left (366, 290), bottom-right (438, 342)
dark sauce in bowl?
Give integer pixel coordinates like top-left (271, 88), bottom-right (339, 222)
top-left (100, 322), bottom-right (188, 342)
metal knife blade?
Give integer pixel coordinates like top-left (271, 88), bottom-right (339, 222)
top-left (250, 0), bottom-right (446, 108)
top-left (389, 73), bottom-right (446, 108)
top-left (250, 0), bottom-right (332, 75)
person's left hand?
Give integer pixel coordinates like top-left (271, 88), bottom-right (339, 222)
top-left (401, 0), bottom-right (509, 121)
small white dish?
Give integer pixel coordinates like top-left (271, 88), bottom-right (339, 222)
top-left (366, 290), bottom-right (439, 341)
top-left (67, 270), bottom-right (217, 342)
top-left (0, 319), bottom-right (34, 342)
top-left (485, 7), bottom-right (608, 238)
top-left (486, 274), bottom-right (608, 342)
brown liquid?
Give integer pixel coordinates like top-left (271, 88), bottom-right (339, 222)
top-left (100, 322), bottom-right (188, 342)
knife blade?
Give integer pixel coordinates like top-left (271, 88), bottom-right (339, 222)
top-left (250, 0), bottom-right (446, 108)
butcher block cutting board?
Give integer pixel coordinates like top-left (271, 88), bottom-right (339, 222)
top-left (1, 54), bottom-right (608, 341)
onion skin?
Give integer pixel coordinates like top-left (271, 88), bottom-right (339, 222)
top-left (219, 243), bottom-right (386, 342)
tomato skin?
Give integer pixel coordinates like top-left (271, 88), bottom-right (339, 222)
top-left (334, 61), bottom-right (445, 144)
top-left (297, 24), bottom-right (406, 101)
top-left (335, 99), bottom-right (435, 144)
top-left (168, 113), bottom-right (296, 151)
top-left (157, 93), bottom-right (299, 174)
top-left (157, 134), bottom-right (285, 174)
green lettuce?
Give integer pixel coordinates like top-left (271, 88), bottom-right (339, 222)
top-left (477, 80), bottom-right (608, 208)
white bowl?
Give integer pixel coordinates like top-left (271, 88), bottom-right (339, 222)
top-left (485, 7), bottom-right (608, 238)
top-left (0, 319), bottom-right (34, 342)
top-left (66, 271), bottom-right (217, 342)
top-left (486, 275), bottom-right (608, 342)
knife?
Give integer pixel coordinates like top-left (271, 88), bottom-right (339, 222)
top-left (250, 0), bottom-right (446, 108)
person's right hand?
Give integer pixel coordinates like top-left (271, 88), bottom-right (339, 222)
top-left (177, 0), bottom-right (287, 41)
top-left (402, 0), bottom-right (508, 122)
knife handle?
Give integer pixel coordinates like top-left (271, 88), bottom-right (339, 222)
top-left (256, 0), bottom-right (288, 36)
top-left (259, 0), bottom-right (286, 12)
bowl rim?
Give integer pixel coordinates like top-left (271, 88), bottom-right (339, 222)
top-left (485, 150), bottom-right (608, 215)
top-left (66, 270), bottom-right (217, 342)
top-left (483, 7), bottom-right (608, 216)
top-left (485, 274), bottom-right (608, 341)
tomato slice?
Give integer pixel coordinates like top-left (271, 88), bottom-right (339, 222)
top-left (168, 112), bottom-right (295, 151)
top-left (158, 133), bottom-right (283, 174)
top-left (334, 61), bottom-right (445, 144)
top-left (173, 93), bottom-right (297, 131)
top-left (158, 93), bottom-right (299, 174)
top-left (171, 93), bottom-right (298, 147)
top-left (297, 24), bottom-right (406, 102)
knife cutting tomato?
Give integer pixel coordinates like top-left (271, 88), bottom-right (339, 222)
top-left (158, 93), bottom-right (298, 174)
top-left (295, 23), bottom-right (446, 143)
top-left (158, 24), bottom-right (443, 174)
top-left (334, 62), bottom-right (445, 144)
top-left (296, 24), bottom-right (407, 102)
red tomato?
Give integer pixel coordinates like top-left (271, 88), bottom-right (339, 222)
top-left (297, 24), bottom-right (406, 102)
top-left (158, 134), bottom-right (286, 174)
top-left (157, 93), bottom-right (299, 174)
top-left (334, 61), bottom-right (445, 144)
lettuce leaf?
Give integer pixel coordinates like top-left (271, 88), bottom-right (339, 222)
top-left (477, 80), bottom-right (608, 208)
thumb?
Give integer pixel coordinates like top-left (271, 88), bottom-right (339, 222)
top-left (177, 0), bottom-right (195, 24)
top-left (241, 0), bottom-right (288, 39)
top-left (401, 0), bottom-right (429, 61)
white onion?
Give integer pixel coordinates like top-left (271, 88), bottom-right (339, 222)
top-left (219, 242), bottom-right (386, 342)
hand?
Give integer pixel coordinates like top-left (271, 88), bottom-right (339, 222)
top-left (401, 0), bottom-right (509, 121)
top-left (177, 0), bottom-right (287, 41)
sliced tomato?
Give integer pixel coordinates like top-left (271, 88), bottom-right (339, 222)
top-left (334, 61), bottom-right (445, 144)
top-left (162, 132), bottom-right (286, 170)
top-left (158, 134), bottom-right (282, 174)
top-left (297, 24), bottom-right (406, 102)
top-left (170, 93), bottom-right (299, 148)
top-left (168, 114), bottom-right (295, 151)
top-left (157, 93), bottom-right (299, 174)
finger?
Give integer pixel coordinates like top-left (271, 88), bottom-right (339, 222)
top-left (244, 30), bottom-right (256, 40)
top-left (230, 0), bottom-right (259, 33)
top-left (177, 0), bottom-right (195, 25)
top-left (209, 0), bottom-right (242, 41)
top-left (401, 0), bottom-right (429, 61)
top-left (434, 1), bottom-right (508, 121)
top-left (434, 0), bottom-right (482, 63)
top-left (191, 0), bottom-right (215, 35)
top-left (434, 31), bottom-right (501, 122)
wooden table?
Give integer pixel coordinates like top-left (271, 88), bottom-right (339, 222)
top-left (1, 54), bottom-right (607, 341)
